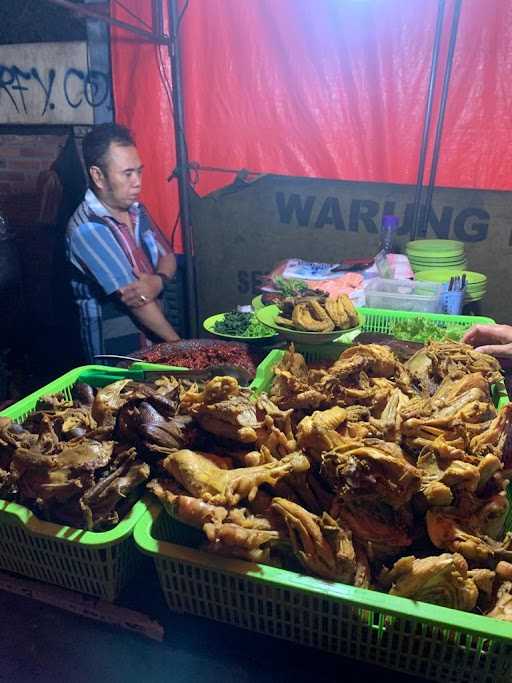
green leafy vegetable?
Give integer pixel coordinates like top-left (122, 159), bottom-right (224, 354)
top-left (273, 277), bottom-right (311, 297)
top-left (389, 318), bottom-right (464, 342)
top-left (214, 311), bottom-right (274, 338)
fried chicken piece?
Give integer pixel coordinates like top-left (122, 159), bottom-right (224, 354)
top-left (432, 372), bottom-right (493, 406)
top-left (414, 450), bottom-right (497, 508)
top-left (486, 581), bottom-right (512, 621)
top-left (321, 439), bottom-right (421, 508)
top-left (0, 419), bottom-right (38, 470)
top-left (182, 376), bottom-right (274, 444)
top-left (275, 314), bottom-right (295, 328)
top-left (271, 497), bottom-right (357, 582)
top-left (332, 498), bottom-right (414, 559)
top-left (339, 294), bottom-right (359, 327)
top-left (369, 388), bottom-right (410, 442)
top-left (91, 379), bottom-right (175, 427)
top-left (147, 478), bottom-right (229, 527)
top-left (254, 394), bottom-right (297, 457)
top-left (269, 347), bottom-right (327, 411)
top-left (467, 568), bottom-right (496, 599)
top-left (275, 344), bottom-right (309, 382)
top-left (401, 422), bottom-right (468, 460)
top-left (292, 300), bottom-right (335, 332)
top-left (470, 403), bottom-right (512, 474)
top-left (334, 344), bottom-right (400, 378)
top-left (406, 341), bottom-right (502, 392)
top-left (426, 509), bottom-right (512, 564)
top-left (12, 440), bottom-right (115, 504)
top-left (203, 522), bottom-right (280, 550)
top-left (196, 400), bottom-right (261, 443)
top-left (117, 401), bottom-right (193, 450)
top-left (379, 553), bottom-right (478, 612)
top-left (77, 450), bottom-right (150, 530)
top-left (161, 449), bottom-right (310, 506)
top-left (271, 374), bottom-right (326, 411)
top-left (296, 407), bottom-right (350, 461)
top-left (400, 376), bottom-right (496, 459)
top-left (324, 296), bottom-right (349, 328)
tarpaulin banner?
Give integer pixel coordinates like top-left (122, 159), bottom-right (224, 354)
top-left (111, 0), bottom-right (512, 255)
top-left (111, 0), bottom-right (182, 251)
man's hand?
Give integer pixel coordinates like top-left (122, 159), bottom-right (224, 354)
top-left (462, 324), bottom-right (512, 366)
top-left (119, 268), bottom-right (163, 308)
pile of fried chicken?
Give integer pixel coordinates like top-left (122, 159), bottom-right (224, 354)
top-left (0, 376), bottom-right (193, 530)
top-left (275, 294), bottom-right (359, 332)
top-left (1, 338), bottom-right (511, 622)
top-left (146, 339), bottom-right (512, 623)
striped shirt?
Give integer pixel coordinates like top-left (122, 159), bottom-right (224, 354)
top-left (66, 189), bottom-right (171, 362)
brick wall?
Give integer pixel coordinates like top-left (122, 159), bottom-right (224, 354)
top-left (0, 132), bottom-right (67, 225)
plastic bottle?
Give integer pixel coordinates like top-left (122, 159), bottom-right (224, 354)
top-left (380, 214), bottom-right (399, 254)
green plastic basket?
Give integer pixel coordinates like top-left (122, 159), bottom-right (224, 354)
top-left (357, 306), bottom-right (494, 337)
top-left (135, 501), bottom-right (512, 683)
top-left (0, 365), bottom-right (163, 600)
top-left (134, 309), bottom-right (512, 681)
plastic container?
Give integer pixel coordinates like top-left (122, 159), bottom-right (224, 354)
top-left (442, 287), bottom-right (465, 315)
top-left (0, 365), bottom-right (164, 600)
top-left (365, 278), bottom-right (443, 312)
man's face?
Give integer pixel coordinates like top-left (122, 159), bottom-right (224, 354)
top-left (92, 142), bottom-right (143, 211)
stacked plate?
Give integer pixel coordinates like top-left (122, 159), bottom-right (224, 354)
top-left (406, 239), bottom-right (467, 273)
top-left (415, 269), bottom-right (487, 302)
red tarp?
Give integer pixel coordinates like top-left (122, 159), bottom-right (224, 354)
top-left (111, 0), bottom-right (512, 252)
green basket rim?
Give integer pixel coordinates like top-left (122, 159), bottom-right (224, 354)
top-left (360, 307), bottom-right (494, 325)
top-left (0, 497), bottom-right (149, 547)
top-left (0, 365), bottom-right (146, 420)
top-left (134, 501), bottom-right (512, 643)
top-left (0, 365), bottom-right (156, 546)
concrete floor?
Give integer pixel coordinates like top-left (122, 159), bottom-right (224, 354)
top-left (0, 565), bottom-right (417, 683)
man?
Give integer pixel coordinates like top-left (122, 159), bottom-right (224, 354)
top-left (67, 123), bottom-right (180, 362)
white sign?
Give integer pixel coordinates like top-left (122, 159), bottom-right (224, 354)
top-left (0, 41), bottom-right (111, 125)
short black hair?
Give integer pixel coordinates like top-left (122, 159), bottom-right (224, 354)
top-left (82, 123), bottom-right (135, 185)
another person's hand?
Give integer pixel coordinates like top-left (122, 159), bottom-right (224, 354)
top-left (462, 324), bottom-right (512, 366)
top-left (119, 269), bottom-right (163, 308)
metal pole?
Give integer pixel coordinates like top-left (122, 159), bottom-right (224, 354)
top-left (44, 0), bottom-right (168, 44)
top-left (168, 0), bottom-right (199, 338)
top-left (409, 0), bottom-right (446, 242)
top-left (152, 0), bottom-right (164, 36)
top-left (419, 0), bottom-right (463, 238)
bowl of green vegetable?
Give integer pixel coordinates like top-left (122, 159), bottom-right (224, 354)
top-left (203, 311), bottom-right (279, 343)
